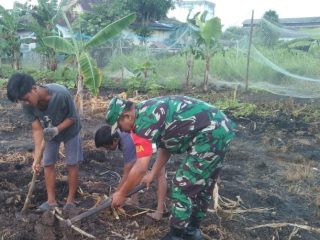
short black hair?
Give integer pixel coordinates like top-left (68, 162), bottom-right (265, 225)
top-left (7, 73), bottom-right (36, 102)
top-left (123, 101), bottom-right (134, 112)
top-left (95, 125), bottom-right (119, 148)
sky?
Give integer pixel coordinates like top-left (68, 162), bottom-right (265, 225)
top-left (212, 0), bottom-right (320, 28)
top-left (0, 0), bottom-right (37, 9)
top-left (1, 0), bottom-right (319, 29)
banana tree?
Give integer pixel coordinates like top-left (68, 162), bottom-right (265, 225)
top-left (189, 12), bottom-right (222, 92)
top-left (0, 4), bottom-right (23, 70)
top-left (180, 45), bottom-right (195, 89)
top-left (43, 12), bottom-right (136, 114)
top-left (179, 24), bottom-right (199, 89)
top-left (28, 0), bottom-right (69, 71)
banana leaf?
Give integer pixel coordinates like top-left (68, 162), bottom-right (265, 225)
top-left (200, 17), bottom-right (222, 45)
top-left (85, 13), bottom-right (136, 49)
top-left (79, 52), bottom-right (102, 96)
top-left (43, 36), bottom-right (76, 55)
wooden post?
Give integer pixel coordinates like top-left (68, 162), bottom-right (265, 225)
top-left (245, 10), bottom-right (254, 92)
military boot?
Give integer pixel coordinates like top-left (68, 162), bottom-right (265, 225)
top-left (184, 219), bottom-right (203, 240)
top-left (161, 226), bottom-right (185, 240)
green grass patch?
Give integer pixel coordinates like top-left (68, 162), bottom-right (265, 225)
top-left (214, 99), bottom-right (257, 117)
top-left (0, 78), bottom-right (7, 87)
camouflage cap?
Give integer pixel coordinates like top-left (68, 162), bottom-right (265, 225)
top-left (105, 97), bottom-right (127, 132)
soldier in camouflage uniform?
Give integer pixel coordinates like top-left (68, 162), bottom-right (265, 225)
top-left (106, 96), bottom-right (235, 240)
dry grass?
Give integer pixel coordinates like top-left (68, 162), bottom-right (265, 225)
top-left (283, 162), bottom-right (315, 182)
top-left (82, 91), bottom-right (149, 117)
top-left (82, 139), bottom-right (96, 149)
top-left (317, 195), bottom-right (320, 208)
top-left (0, 102), bottom-right (25, 133)
top-left (0, 122), bottom-right (16, 132)
top-left (135, 224), bottom-right (166, 239)
top-left (282, 161), bottom-right (318, 197)
top-left (316, 195), bottom-right (320, 217)
top-left (247, 222), bottom-right (320, 234)
top-left (83, 96), bottom-right (108, 116)
top-left (0, 152), bottom-right (32, 163)
top-left (201, 224), bottom-right (225, 240)
top-left (0, 89), bottom-right (7, 99)
top-left (261, 136), bottom-right (289, 153)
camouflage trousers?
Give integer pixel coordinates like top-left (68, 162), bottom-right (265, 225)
top-left (170, 124), bottom-right (234, 228)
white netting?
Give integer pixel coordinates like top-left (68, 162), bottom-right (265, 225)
top-left (227, 17), bottom-right (320, 98)
top-left (260, 18), bottom-right (320, 39)
top-left (98, 15), bottom-right (320, 98)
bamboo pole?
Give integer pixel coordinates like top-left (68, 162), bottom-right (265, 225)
top-left (245, 10), bottom-right (254, 92)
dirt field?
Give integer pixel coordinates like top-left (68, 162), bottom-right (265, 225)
top-left (0, 88), bottom-right (319, 240)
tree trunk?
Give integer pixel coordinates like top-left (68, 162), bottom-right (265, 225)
top-left (40, 55), bottom-right (45, 70)
top-left (13, 51), bottom-right (20, 70)
top-left (119, 39), bottom-right (123, 55)
top-left (47, 55), bottom-right (57, 71)
top-left (75, 74), bottom-right (84, 115)
top-left (185, 53), bottom-right (194, 89)
top-left (203, 56), bottom-right (210, 92)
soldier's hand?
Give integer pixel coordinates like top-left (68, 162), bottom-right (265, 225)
top-left (32, 161), bottom-right (42, 175)
top-left (111, 191), bottom-right (126, 208)
top-left (141, 171), bottom-right (154, 189)
top-left (43, 127), bottom-right (59, 141)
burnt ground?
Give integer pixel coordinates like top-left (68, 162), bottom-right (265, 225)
top-left (0, 88), bottom-right (320, 240)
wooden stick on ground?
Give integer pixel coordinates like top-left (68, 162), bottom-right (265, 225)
top-left (129, 209), bottom-right (150, 217)
top-left (55, 212), bottom-right (96, 239)
top-left (246, 222), bottom-right (320, 234)
top-left (288, 227), bottom-right (299, 240)
top-left (212, 182), bottom-right (219, 210)
top-left (202, 231), bottom-right (216, 240)
top-left (21, 139), bottom-right (45, 212)
top-left (208, 207), bottom-right (273, 214)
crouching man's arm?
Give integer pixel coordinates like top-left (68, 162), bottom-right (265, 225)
top-left (142, 148), bottom-right (171, 188)
top-left (117, 162), bottom-right (134, 190)
top-left (112, 156), bottom-right (151, 207)
top-left (111, 134), bottom-right (153, 208)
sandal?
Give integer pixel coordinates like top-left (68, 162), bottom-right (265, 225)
top-left (63, 202), bottom-right (76, 210)
top-left (36, 201), bottom-right (58, 212)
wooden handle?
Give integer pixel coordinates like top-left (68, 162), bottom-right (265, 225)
top-left (70, 183), bottom-right (146, 224)
top-left (21, 139), bottom-right (46, 212)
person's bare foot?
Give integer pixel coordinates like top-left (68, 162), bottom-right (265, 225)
top-left (146, 210), bottom-right (163, 221)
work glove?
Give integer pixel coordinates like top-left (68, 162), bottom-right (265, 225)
top-left (43, 127), bottom-right (59, 141)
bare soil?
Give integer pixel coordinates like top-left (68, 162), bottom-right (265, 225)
top-left (0, 88), bottom-right (319, 240)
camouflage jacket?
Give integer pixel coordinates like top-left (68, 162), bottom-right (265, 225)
top-left (134, 96), bottom-right (234, 154)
